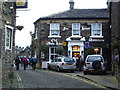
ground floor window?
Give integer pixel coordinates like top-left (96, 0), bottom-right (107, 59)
top-left (5, 25), bottom-right (13, 51)
top-left (93, 48), bottom-right (101, 54)
top-left (49, 47), bottom-right (58, 60)
top-left (87, 47), bottom-right (102, 55)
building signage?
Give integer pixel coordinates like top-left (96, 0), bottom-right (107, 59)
top-left (72, 46), bottom-right (80, 51)
top-left (14, 0), bottom-right (28, 9)
top-left (89, 39), bottom-right (104, 42)
top-left (62, 41), bottom-right (67, 46)
top-left (46, 39), bottom-right (63, 45)
top-left (85, 42), bottom-right (89, 48)
top-left (82, 26), bottom-right (90, 31)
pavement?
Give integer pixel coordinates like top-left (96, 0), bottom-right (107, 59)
top-left (72, 71), bottom-right (119, 90)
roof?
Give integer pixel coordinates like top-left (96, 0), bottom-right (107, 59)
top-left (34, 9), bottom-right (109, 24)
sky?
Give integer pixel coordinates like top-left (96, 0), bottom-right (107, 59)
top-left (15, 0), bottom-right (108, 48)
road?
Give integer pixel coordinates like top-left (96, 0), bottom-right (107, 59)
top-left (14, 67), bottom-right (106, 89)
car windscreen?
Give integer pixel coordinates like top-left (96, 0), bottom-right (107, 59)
top-left (87, 56), bottom-right (103, 62)
top-left (64, 58), bottom-right (75, 62)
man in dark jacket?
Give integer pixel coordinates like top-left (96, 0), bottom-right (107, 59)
top-left (15, 57), bottom-right (21, 70)
top-left (30, 57), bottom-right (38, 70)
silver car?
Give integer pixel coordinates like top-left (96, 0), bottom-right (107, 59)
top-left (83, 55), bottom-right (106, 75)
top-left (48, 56), bottom-right (76, 72)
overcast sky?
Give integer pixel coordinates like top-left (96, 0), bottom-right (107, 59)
top-left (15, 0), bottom-right (108, 48)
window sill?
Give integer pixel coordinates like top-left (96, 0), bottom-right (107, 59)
top-left (90, 36), bottom-right (104, 38)
top-left (70, 36), bottom-right (82, 38)
top-left (48, 36), bottom-right (61, 38)
top-left (5, 48), bottom-right (12, 52)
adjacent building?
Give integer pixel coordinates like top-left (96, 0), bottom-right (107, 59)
top-left (108, 0), bottom-right (120, 87)
top-left (0, 1), bottom-right (16, 80)
top-left (33, 0), bottom-right (111, 70)
top-left (0, 0), bottom-right (28, 81)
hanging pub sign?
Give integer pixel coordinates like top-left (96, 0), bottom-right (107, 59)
top-left (14, 0), bottom-right (28, 9)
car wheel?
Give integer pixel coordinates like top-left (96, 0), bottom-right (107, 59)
top-left (92, 61), bottom-right (101, 70)
top-left (57, 67), bottom-right (60, 72)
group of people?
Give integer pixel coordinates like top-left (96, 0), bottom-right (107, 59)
top-left (15, 56), bottom-right (38, 70)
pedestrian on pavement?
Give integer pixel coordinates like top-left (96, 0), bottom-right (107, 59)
top-left (23, 56), bottom-right (28, 70)
top-left (15, 56), bottom-right (21, 70)
top-left (79, 55), bottom-right (84, 71)
top-left (76, 55), bottom-right (80, 71)
top-left (30, 56), bottom-right (38, 70)
top-left (20, 56), bottom-right (23, 66)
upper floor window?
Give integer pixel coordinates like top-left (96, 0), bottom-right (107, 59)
top-left (72, 23), bottom-right (80, 36)
top-left (50, 23), bottom-right (60, 36)
top-left (91, 23), bottom-right (102, 36)
top-left (5, 25), bottom-right (13, 51)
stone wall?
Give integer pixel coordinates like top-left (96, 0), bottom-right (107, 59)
top-left (110, 2), bottom-right (120, 87)
top-left (1, 2), bottom-right (16, 80)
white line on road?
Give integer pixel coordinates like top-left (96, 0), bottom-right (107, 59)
top-left (16, 73), bottom-right (22, 82)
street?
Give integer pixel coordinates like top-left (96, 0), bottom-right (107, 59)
top-left (14, 67), bottom-right (106, 89)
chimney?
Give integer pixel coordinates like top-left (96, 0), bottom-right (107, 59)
top-left (69, 0), bottom-right (74, 10)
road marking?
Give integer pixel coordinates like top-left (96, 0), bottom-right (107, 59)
top-left (16, 73), bottom-right (22, 82)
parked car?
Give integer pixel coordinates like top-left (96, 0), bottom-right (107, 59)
top-left (48, 56), bottom-right (76, 72)
top-left (83, 55), bottom-right (106, 75)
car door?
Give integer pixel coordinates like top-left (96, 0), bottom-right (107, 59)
top-left (86, 56), bottom-right (94, 69)
top-left (54, 59), bottom-right (58, 70)
top-left (50, 59), bottom-right (55, 70)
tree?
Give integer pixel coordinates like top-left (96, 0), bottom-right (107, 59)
top-left (41, 44), bottom-right (48, 54)
top-left (56, 47), bottom-right (64, 55)
top-left (87, 47), bottom-right (94, 55)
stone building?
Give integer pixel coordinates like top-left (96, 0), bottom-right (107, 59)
top-left (107, 0), bottom-right (120, 87)
top-left (0, 1), bottom-right (16, 80)
top-left (33, 0), bottom-right (111, 70)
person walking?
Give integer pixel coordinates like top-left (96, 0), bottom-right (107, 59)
top-left (79, 55), bottom-right (84, 71)
top-left (30, 56), bottom-right (38, 70)
top-left (76, 55), bottom-right (80, 71)
top-left (15, 56), bottom-right (21, 70)
top-left (23, 56), bottom-right (28, 70)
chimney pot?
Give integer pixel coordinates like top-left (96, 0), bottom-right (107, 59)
top-left (69, 0), bottom-right (74, 10)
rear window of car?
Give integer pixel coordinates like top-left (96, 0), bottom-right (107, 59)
top-left (64, 58), bottom-right (75, 62)
top-left (87, 56), bottom-right (103, 62)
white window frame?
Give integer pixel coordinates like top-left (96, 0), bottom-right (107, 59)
top-left (5, 25), bottom-right (13, 51)
top-left (49, 47), bottom-right (58, 61)
top-left (49, 23), bottom-right (60, 37)
top-left (72, 23), bottom-right (80, 36)
top-left (91, 23), bottom-right (102, 37)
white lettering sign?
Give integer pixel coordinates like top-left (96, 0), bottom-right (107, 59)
top-left (46, 39), bottom-right (63, 45)
top-left (89, 39), bottom-right (104, 42)
top-left (82, 26), bottom-right (90, 30)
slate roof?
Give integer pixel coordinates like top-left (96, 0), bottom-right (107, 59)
top-left (34, 9), bottom-right (109, 24)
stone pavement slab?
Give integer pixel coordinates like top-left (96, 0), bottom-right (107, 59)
top-left (75, 71), bottom-right (119, 90)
